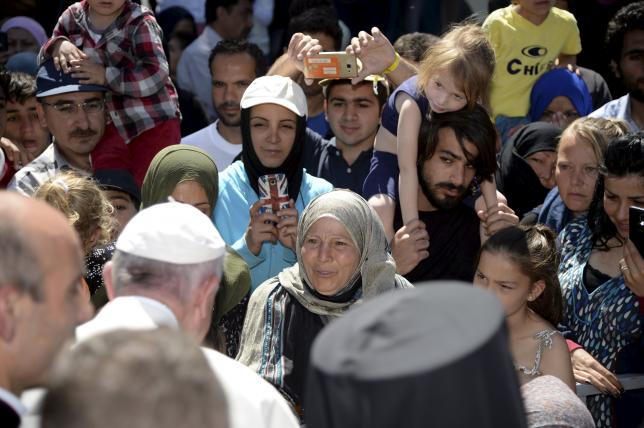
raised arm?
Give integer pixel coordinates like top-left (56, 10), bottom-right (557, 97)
top-left (345, 27), bottom-right (417, 86)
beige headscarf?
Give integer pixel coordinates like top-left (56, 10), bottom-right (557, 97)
top-left (277, 189), bottom-right (412, 317)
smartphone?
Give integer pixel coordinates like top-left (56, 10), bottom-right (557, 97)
top-left (303, 52), bottom-right (358, 79)
top-left (629, 206), bottom-right (644, 256)
top-left (258, 174), bottom-right (290, 218)
top-left (0, 32), bottom-right (7, 52)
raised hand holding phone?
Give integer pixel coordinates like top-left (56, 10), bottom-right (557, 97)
top-left (246, 200), bottom-right (279, 256)
top-left (276, 199), bottom-right (298, 252)
top-left (303, 52), bottom-right (359, 79)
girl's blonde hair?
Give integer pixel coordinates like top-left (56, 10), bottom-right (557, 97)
top-left (34, 171), bottom-right (115, 254)
top-left (417, 23), bottom-right (496, 109)
top-left (560, 117), bottom-right (629, 164)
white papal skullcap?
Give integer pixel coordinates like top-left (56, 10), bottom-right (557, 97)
top-left (116, 202), bottom-right (225, 264)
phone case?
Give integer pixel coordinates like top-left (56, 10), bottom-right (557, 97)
top-left (629, 206), bottom-right (644, 256)
top-left (303, 52), bottom-right (358, 79)
top-left (258, 174), bottom-right (290, 215)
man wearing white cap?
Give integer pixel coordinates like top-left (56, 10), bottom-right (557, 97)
top-left (76, 202), bottom-right (299, 428)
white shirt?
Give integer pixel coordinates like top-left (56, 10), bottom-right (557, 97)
top-left (177, 26), bottom-right (222, 121)
top-left (76, 296), bottom-right (299, 428)
top-left (181, 120), bottom-right (242, 172)
top-left (589, 93), bottom-right (640, 132)
top-left (0, 387), bottom-right (27, 419)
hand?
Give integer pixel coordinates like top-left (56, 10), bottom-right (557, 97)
top-left (477, 201), bottom-right (518, 241)
top-left (553, 57), bottom-right (581, 75)
top-left (245, 200), bottom-right (279, 256)
top-left (276, 199), bottom-right (299, 252)
top-left (546, 111), bottom-right (571, 129)
top-left (0, 137), bottom-right (33, 169)
top-left (287, 32), bottom-right (323, 85)
top-left (70, 57), bottom-right (106, 85)
top-left (391, 219), bottom-right (430, 275)
top-left (52, 39), bottom-right (87, 73)
top-left (345, 27), bottom-right (396, 84)
top-left (622, 240), bottom-right (644, 296)
top-left (571, 348), bottom-right (623, 397)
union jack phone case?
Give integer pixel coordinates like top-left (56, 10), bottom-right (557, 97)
top-left (258, 173), bottom-right (290, 215)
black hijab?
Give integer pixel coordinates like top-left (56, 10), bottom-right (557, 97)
top-left (496, 122), bottom-right (561, 219)
top-left (156, 6), bottom-right (196, 41)
top-left (240, 107), bottom-right (306, 202)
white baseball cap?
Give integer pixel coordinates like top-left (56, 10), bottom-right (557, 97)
top-left (116, 202), bottom-right (225, 264)
top-left (240, 75), bottom-right (308, 117)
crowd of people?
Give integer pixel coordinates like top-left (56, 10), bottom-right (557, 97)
top-left (0, 0), bottom-right (643, 427)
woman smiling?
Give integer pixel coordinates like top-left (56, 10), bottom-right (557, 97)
top-left (236, 190), bottom-right (412, 417)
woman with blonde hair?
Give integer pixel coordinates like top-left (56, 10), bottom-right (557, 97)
top-left (523, 117), bottom-right (628, 233)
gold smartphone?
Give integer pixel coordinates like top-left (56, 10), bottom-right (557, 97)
top-left (303, 52), bottom-right (359, 79)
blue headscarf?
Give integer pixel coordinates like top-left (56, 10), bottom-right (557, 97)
top-left (529, 68), bottom-right (592, 122)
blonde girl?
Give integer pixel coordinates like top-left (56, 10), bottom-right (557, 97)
top-left (363, 24), bottom-right (498, 240)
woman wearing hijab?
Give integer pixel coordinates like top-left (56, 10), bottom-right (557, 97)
top-left (141, 145), bottom-right (251, 356)
top-left (214, 75), bottom-right (333, 291)
top-left (529, 68), bottom-right (593, 129)
top-left (496, 122), bottom-right (561, 219)
top-left (237, 190), bottom-right (412, 417)
top-left (0, 16), bottom-right (48, 66)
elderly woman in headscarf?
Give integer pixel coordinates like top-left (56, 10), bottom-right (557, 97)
top-left (237, 190), bottom-right (412, 417)
top-left (141, 145), bottom-right (251, 356)
top-left (529, 68), bottom-right (593, 129)
top-left (496, 122), bottom-right (562, 219)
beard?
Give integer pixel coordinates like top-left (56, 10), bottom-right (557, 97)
top-left (620, 69), bottom-right (644, 102)
top-left (214, 102), bottom-right (241, 127)
top-left (418, 174), bottom-right (468, 210)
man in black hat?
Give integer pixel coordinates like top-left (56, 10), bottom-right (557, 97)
top-left (8, 59), bottom-right (107, 196)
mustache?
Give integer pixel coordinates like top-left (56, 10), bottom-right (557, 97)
top-left (216, 102), bottom-right (240, 110)
top-left (435, 182), bottom-right (467, 194)
top-left (69, 129), bottom-right (97, 138)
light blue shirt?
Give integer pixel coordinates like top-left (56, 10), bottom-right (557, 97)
top-left (589, 94), bottom-right (640, 132)
top-left (214, 161), bottom-right (333, 291)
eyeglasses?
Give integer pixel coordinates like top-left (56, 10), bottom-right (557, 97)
top-left (40, 99), bottom-right (105, 116)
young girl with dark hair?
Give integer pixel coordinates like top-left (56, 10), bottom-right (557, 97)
top-left (474, 224), bottom-right (575, 389)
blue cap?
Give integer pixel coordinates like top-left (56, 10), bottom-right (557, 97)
top-left (5, 52), bottom-right (39, 76)
top-left (36, 59), bottom-right (108, 98)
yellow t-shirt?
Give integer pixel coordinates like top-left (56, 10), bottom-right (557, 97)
top-left (483, 6), bottom-right (581, 119)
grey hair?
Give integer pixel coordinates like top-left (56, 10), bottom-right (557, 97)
top-left (110, 251), bottom-right (223, 302)
top-left (0, 220), bottom-right (43, 300)
top-left (41, 328), bottom-right (228, 428)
